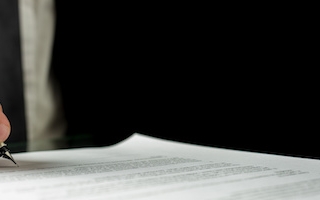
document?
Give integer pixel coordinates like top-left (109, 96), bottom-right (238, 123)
top-left (1, 133), bottom-right (320, 200)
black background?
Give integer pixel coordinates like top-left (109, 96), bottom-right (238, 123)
top-left (52, 1), bottom-right (318, 159)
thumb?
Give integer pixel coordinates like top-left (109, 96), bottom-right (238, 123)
top-left (0, 104), bottom-right (11, 142)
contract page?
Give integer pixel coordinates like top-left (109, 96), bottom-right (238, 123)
top-left (1, 133), bottom-right (320, 200)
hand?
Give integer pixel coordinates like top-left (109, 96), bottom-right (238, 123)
top-left (0, 104), bottom-right (11, 142)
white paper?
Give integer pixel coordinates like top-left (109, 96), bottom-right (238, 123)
top-left (1, 133), bottom-right (320, 200)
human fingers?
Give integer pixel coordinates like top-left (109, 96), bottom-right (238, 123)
top-left (0, 104), bottom-right (11, 142)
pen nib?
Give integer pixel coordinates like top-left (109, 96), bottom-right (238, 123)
top-left (3, 151), bottom-right (18, 166)
top-left (0, 142), bottom-right (18, 166)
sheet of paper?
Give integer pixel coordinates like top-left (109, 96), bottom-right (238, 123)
top-left (1, 133), bottom-right (320, 200)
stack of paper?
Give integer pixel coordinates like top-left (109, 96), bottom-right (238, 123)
top-left (1, 133), bottom-right (320, 199)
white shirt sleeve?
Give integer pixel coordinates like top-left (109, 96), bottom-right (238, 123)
top-left (19, 0), bottom-right (67, 151)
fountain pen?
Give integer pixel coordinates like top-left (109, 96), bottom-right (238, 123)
top-left (0, 142), bottom-right (18, 166)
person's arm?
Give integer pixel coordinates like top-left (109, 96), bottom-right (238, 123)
top-left (0, 104), bottom-right (11, 142)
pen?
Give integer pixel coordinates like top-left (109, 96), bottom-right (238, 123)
top-left (0, 142), bottom-right (18, 166)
